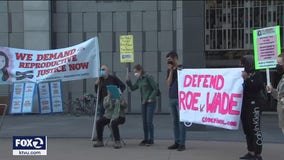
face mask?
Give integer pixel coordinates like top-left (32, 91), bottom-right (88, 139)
top-left (100, 70), bottom-right (106, 77)
top-left (276, 64), bottom-right (284, 74)
top-left (134, 72), bottom-right (140, 78)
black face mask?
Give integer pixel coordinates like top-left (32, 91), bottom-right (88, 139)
top-left (276, 64), bottom-right (284, 74)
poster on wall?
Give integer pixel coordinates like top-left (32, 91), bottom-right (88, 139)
top-left (38, 82), bottom-right (52, 114)
top-left (10, 82), bottom-right (36, 114)
top-left (38, 80), bottom-right (63, 114)
top-left (10, 83), bottom-right (25, 114)
top-left (50, 81), bottom-right (63, 113)
top-left (22, 82), bottom-right (36, 113)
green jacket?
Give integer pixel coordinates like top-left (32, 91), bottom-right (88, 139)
top-left (126, 74), bottom-right (158, 104)
top-left (103, 96), bottom-right (127, 120)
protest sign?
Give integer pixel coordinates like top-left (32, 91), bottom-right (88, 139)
top-left (178, 68), bottom-right (244, 130)
top-left (0, 37), bottom-right (100, 84)
top-left (253, 26), bottom-right (281, 86)
top-left (253, 26), bottom-right (281, 70)
top-left (107, 85), bottom-right (121, 99)
top-left (120, 35), bottom-right (134, 63)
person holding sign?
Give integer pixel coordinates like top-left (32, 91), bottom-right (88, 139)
top-left (94, 65), bottom-right (126, 119)
top-left (126, 64), bottom-right (158, 146)
top-left (93, 92), bottom-right (127, 149)
top-left (267, 53), bottom-right (284, 135)
top-left (240, 55), bottom-right (264, 160)
top-left (166, 51), bottom-right (186, 151)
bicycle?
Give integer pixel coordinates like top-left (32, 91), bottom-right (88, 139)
top-left (65, 93), bottom-right (97, 117)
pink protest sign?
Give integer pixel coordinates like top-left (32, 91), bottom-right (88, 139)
top-left (178, 68), bottom-right (244, 130)
top-left (253, 26), bottom-right (281, 69)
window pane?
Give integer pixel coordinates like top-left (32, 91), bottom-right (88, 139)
top-left (232, 29), bottom-right (237, 48)
top-left (261, 7), bottom-right (267, 27)
top-left (245, 8), bottom-right (249, 27)
top-left (239, 8), bottom-right (244, 28)
top-left (217, 29), bottom-right (222, 49)
top-left (223, 30), bottom-right (227, 49)
top-left (254, 7), bottom-right (260, 27)
top-left (206, 10), bottom-right (210, 29)
top-left (210, 9), bottom-right (216, 28)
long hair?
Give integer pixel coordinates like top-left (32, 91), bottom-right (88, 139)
top-left (240, 55), bottom-right (255, 73)
top-left (0, 51), bottom-right (9, 81)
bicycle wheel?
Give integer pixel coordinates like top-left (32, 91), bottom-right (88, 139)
top-left (70, 99), bottom-right (82, 117)
top-left (84, 102), bottom-right (95, 116)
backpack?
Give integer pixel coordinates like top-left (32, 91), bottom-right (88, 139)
top-left (145, 75), bottom-right (161, 97)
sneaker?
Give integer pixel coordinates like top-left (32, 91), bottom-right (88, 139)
top-left (177, 144), bottom-right (185, 151)
top-left (113, 141), bottom-right (122, 149)
top-left (139, 140), bottom-right (147, 146)
top-left (240, 153), bottom-right (254, 159)
top-left (93, 141), bottom-right (104, 147)
top-left (168, 143), bottom-right (179, 150)
top-left (145, 141), bottom-right (154, 146)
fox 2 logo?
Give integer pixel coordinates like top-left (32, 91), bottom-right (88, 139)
top-left (13, 136), bottom-right (47, 150)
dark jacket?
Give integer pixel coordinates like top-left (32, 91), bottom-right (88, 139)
top-left (167, 65), bottom-right (183, 99)
top-left (94, 75), bottom-right (126, 103)
top-left (243, 71), bottom-right (264, 101)
top-left (241, 55), bottom-right (265, 104)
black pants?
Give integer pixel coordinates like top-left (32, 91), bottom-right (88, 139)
top-left (96, 116), bottom-right (125, 141)
top-left (241, 100), bottom-right (263, 155)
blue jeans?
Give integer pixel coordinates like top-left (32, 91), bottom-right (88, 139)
top-left (141, 102), bottom-right (156, 143)
top-left (97, 102), bottom-right (105, 119)
top-left (169, 98), bottom-right (186, 145)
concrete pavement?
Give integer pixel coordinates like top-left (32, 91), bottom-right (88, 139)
top-left (0, 114), bottom-right (283, 142)
top-left (0, 113), bottom-right (283, 160)
top-left (0, 138), bottom-right (283, 160)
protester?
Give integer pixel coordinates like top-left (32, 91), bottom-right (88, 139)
top-left (126, 64), bottom-right (158, 146)
top-left (267, 53), bottom-right (284, 135)
top-left (240, 55), bottom-right (264, 160)
top-left (94, 65), bottom-right (126, 119)
top-left (93, 93), bottom-right (127, 149)
top-left (166, 51), bottom-right (186, 151)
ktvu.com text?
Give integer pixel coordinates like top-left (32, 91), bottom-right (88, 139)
top-left (12, 136), bottom-right (47, 156)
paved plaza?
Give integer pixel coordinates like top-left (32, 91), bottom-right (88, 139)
top-left (0, 114), bottom-right (283, 160)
